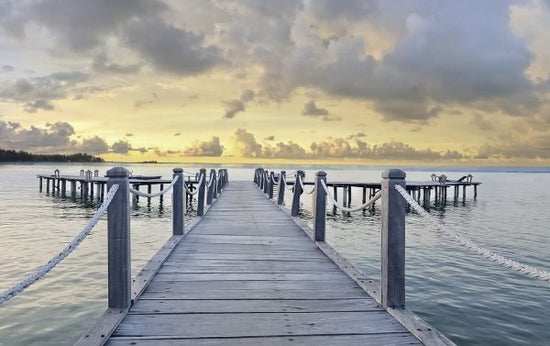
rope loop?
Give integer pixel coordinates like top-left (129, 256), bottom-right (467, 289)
top-left (321, 180), bottom-right (381, 212)
top-left (298, 175), bottom-right (316, 195)
top-left (129, 176), bottom-right (179, 198)
top-left (0, 184), bottom-right (120, 305)
top-left (395, 185), bottom-right (550, 282)
top-left (184, 174), bottom-right (204, 195)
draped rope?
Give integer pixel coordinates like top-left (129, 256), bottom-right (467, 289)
top-left (184, 174), bottom-right (204, 195)
top-left (321, 180), bottom-right (381, 212)
top-left (297, 175), bottom-right (316, 195)
top-left (280, 174), bottom-right (294, 191)
top-left (0, 184), bottom-right (120, 305)
top-left (128, 176), bottom-right (179, 198)
top-left (395, 185), bottom-right (550, 282)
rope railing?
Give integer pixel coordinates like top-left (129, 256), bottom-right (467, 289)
top-left (280, 174), bottom-right (294, 191)
top-left (395, 184), bottom-right (550, 282)
top-left (297, 175), bottom-right (316, 195)
top-left (206, 173), bottom-right (215, 188)
top-left (0, 184), bottom-right (120, 305)
top-left (129, 176), bottom-right (179, 198)
top-left (184, 174), bottom-right (204, 195)
top-left (321, 180), bottom-right (381, 212)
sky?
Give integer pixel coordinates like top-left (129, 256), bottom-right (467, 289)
top-left (1, 0), bottom-right (550, 165)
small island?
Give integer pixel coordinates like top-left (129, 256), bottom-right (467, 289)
top-left (0, 149), bottom-right (104, 163)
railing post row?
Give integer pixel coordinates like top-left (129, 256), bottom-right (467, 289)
top-left (277, 170), bottom-right (286, 205)
top-left (313, 171), bottom-right (327, 242)
top-left (381, 169), bottom-right (407, 309)
top-left (106, 167), bottom-right (131, 309)
top-left (263, 171), bottom-right (269, 194)
top-left (197, 168), bottom-right (207, 216)
top-left (172, 168), bottom-right (184, 235)
top-left (291, 170), bottom-right (305, 216)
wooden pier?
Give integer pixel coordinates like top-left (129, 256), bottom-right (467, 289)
top-left (75, 167), bottom-right (453, 346)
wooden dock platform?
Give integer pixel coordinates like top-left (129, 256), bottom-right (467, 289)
top-left (99, 181), bottom-right (441, 345)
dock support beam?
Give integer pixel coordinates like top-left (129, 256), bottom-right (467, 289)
top-left (106, 167), bottom-right (131, 309)
top-left (291, 170), bottom-right (305, 216)
top-left (277, 171), bottom-right (286, 205)
top-left (381, 169), bottom-right (406, 309)
top-left (313, 171), bottom-right (327, 242)
top-left (197, 168), bottom-right (206, 216)
top-left (172, 168), bottom-right (184, 235)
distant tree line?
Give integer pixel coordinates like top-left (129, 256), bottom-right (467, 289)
top-left (0, 149), bottom-right (104, 162)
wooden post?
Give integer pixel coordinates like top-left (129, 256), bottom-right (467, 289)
top-left (172, 168), bottom-right (184, 235)
top-left (268, 171), bottom-right (275, 199)
top-left (263, 171), bottom-right (269, 194)
top-left (474, 185), bottom-right (478, 199)
top-left (159, 183), bottom-right (164, 204)
top-left (212, 172), bottom-right (218, 199)
top-left (197, 168), bottom-right (207, 216)
top-left (313, 171), bottom-right (327, 242)
top-left (61, 179), bottom-right (66, 196)
top-left (39, 177), bottom-right (43, 192)
top-left (462, 185), bottom-right (466, 202)
top-left (291, 171), bottom-right (305, 216)
top-left (277, 171), bottom-right (286, 205)
top-left (381, 169), bottom-right (406, 309)
top-left (46, 178), bottom-right (50, 193)
top-left (90, 181), bottom-right (94, 199)
top-left (106, 167), bottom-right (131, 309)
top-left (71, 181), bottom-right (76, 198)
top-left (147, 184), bottom-right (152, 204)
top-left (207, 169), bottom-right (215, 205)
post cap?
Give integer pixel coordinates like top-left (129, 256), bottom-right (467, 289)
top-left (296, 170), bottom-right (305, 175)
top-left (382, 169), bottom-right (406, 179)
top-left (173, 168), bottom-right (183, 173)
top-left (281, 170), bottom-right (286, 174)
top-left (211, 168), bottom-right (216, 172)
top-left (106, 167), bottom-right (129, 178)
top-left (200, 168), bottom-right (206, 172)
top-left (316, 170), bottom-right (327, 177)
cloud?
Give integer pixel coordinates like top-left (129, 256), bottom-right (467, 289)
top-left (231, 128), bottom-right (263, 157)
top-left (477, 131), bottom-right (550, 159)
top-left (11, 0), bottom-right (167, 51)
top-left (78, 136), bottom-right (110, 154)
top-left (230, 128), bottom-right (465, 160)
top-left (183, 136), bottom-right (224, 156)
top-left (24, 99), bottom-right (55, 113)
top-left (124, 19), bottom-right (223, 75)
top-left (470, 114), bottom-right (495, 131)
top-left (0, 71), bottom-right (89, 112)
top-left (174, 133), bottom-right (181, 136)
top-left (302, 100), bottom-right (341, 121)
top-left (302, 100), bottom-right (329, 116)
top-left (264, 135), bottom-right (275, 141)
top-left (223, 89), bottom-right (255, 118)
top-left (2, 65), bottom-right (14, 72)
top-left (92, 53), bottom-right (141, 74)
top-left (0, 120), bottom-right (148, 156)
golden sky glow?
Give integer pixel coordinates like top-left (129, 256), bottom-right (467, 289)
top-left (1, 0), bottom-right (550, 164)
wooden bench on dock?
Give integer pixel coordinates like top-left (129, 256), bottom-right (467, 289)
top-left (76, 168), bottom-right (453, 345)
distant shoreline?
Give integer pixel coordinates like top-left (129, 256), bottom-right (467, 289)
top-left (0, 149), bottom-right (103, 163)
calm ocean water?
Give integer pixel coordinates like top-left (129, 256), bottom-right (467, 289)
top-left (0, 162), bottom-right (549, 345)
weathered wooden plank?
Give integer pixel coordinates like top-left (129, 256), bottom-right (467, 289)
top-left (129, 298), bottom-right (381, 314)
top-left (74, 308), bottom-right (128, 346)
top-left (112, 311), bottom-right (407, 338)
top-left (106, 333), bottom-right (420, 346)
top-left (140, 288), bottom-right (365, 300)
top-left (152, 272), bottom-right (350, 282)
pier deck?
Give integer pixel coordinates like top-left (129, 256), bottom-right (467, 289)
top-left (104, 181), bottom-right (422, 345)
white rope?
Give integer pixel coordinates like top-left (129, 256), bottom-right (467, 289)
top-left (207, 173), bottom-right (215, 188)
top-left (280, 174), bottom-right (294, 191)
top-left (298, 175), bottom-right (316, 195)
top-left (395, 185), bottom-right (550, 282)
top-left (129, 176), bottom-right (179, 198)
top-left (184, 174), bottom-right (204, 195)
top-left (321, 180), bottom-right (381, 212)
top-left (0, 184), bottom-right (120, 305)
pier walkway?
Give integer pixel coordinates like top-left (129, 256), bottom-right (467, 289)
top-left (105, 181), bottom-right (421, 345)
